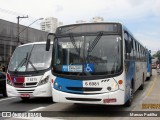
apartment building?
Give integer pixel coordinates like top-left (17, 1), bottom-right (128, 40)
top-left (91, 17), bottom-right (104, 22)
top-left (41, 17), bottom-right (63, 33)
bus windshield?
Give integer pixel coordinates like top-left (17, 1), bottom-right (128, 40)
top-left (53, 34), bottom-right (122, 76)
top-left (8, 44), bottom-right (52, 72)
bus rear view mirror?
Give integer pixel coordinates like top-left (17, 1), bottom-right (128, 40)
top-left (46, 33), bottom-right (55, 51)
top-left (149, 50), bottom-right (151, 53)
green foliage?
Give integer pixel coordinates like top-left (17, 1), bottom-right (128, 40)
top-left (152, 51), bottom-right (160, 62)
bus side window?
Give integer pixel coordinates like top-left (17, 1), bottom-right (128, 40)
top-left (136, 42), bottom-right (139, 60)
top-left (129, 36), bottom-right (134, 60)
top-left (124, 32), bottom-right (130, 59)
top-left (133, 40), bottom-right (136, 60)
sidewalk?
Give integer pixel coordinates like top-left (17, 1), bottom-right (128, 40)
top-left (123, 70), bottom-right (160, 120)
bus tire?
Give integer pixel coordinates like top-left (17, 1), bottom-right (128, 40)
top-left (139, 75), bottom-right (144, 90)
top-left (21, 97), bottom-right (30, 101)
top-left (146, 76), bottom-right (150, 81)
top-left (124, 83), bottom-right (133, 107)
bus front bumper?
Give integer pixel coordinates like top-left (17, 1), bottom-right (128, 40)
top-left (52, 89), bottom-right (125, 105)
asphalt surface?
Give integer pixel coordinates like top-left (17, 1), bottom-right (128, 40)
top-left (0, 69), bottom-right (160, 120)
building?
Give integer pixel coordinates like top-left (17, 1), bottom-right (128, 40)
top-left (0, 19), bottom-right (48, 68)
top-left (75, 17), bottom-right (104, 23)
top-left (91, 17), bottom-right (104, 22)
top-left (76, 20), bottom-right (87, 24)
top-left (40, 17), bottom-right (63, 33)
top-left (58, 22), bottom-right (63, 27)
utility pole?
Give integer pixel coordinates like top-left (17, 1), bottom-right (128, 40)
top-left (17, 15), bottom-right (28, 45)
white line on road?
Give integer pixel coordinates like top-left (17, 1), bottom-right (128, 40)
top-left (0, 97), bottom-right (16, 102)
top-left (28, 107), bottom-right (64, 120)
top-left (9, 117), bottom-right (64, 120)
top-left (29, 107), bottom-right (46, 111)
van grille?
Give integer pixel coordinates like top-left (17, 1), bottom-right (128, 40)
top-left (17, 89), bottom-right (35, 93)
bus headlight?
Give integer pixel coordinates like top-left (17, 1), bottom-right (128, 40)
top-left (7, 79), bottom-right (13, 86)
top-left (107, 83), bottom-right (119, 92)
top-left (38, 76), bottom-right (49, 86)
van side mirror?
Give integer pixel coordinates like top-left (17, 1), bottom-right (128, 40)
top-left (46, 33), bottom-right (55, 51)
top-left (46, 38), bottom-right (51, 51)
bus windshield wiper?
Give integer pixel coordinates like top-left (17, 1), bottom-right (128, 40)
top-left (14, 52), bottom-right (29, 73)
top-left (88, 32), bottom-right (103, 53)
top-left (86, 32), bottom-right (103, 62)
top-left (69, 33), bottom-right (80, 54)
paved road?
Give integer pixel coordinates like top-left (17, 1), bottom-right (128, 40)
top-left (0, 69), bottom-right (160, 120)
top-left (0, 96), bottom-right (53, 111)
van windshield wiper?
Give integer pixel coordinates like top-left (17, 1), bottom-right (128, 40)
top-left (14, 52), bottom-right (29, 73)
top-left (27, 60), bottom-right (38, 73)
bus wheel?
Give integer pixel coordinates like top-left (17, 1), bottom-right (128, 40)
top-left (124, 85), bottom-right (133, 107)
top-left (21, 97), bottom-right (30, 101)
top-left (139, 75), bottom-right (144, 90)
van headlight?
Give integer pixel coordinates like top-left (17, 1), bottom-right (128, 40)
top-left (38, 76), bottom-right (49, 86)
top-left (7, 79), bottom-right (13, 86)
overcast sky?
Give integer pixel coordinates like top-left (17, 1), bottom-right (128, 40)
top-left (0, 0), bottom-right (160, 54)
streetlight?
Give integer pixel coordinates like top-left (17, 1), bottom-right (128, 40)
top-left (17, 17), bottom-right (43, 45)
top-left (17, 16), bottom-right (28, 45)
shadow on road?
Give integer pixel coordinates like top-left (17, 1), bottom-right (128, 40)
top-left (10, 97), bottom-right (54, 105)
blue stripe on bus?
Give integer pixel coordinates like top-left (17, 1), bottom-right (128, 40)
top-left (125, 60), bottom-right (135, 102)
top-left (54, 77), bottom-right (83, 94)
top-left (126, 61), bottom-right (135, 81)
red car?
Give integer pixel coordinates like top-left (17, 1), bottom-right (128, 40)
top-left (152, 63), bottom-right (157, 69)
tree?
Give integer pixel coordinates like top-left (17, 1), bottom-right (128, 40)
top-left (152, 50), bottom-right (160, 63)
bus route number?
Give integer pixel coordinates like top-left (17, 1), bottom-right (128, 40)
top-left (85, 82), bottom-right (100, 86)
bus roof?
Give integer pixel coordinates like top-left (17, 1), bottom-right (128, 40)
top-left (57, 22), bottom-right (146, 49)
top-left (57, 22), bottom-right (122, 29)
top-left (17, 41), bottom-right (53, 48)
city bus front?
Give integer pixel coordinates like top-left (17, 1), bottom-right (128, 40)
top-left (6, 42), bottom-right (52, 100)
top-left (51, 23), bottom-right (127, 105)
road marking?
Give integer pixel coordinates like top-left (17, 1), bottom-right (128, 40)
top-left (0, 97), bottom-right (16, 102)
top-left (29, 107), bottom-right (45, 111)
top-left (12, 117), bottom-right (63, 120)
top-left (146, 77), bottom-right (157, 96)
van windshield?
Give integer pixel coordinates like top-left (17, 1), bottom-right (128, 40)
top-left (8, 44), bottom-right (52, 72)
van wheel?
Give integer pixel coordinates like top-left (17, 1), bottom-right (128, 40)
top-left (3, 91), bottom-right (8, 97)
top-left (124, 85), bottom-right (133, 107)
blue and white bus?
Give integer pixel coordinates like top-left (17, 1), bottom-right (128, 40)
top-left (7, 42), bottom-right (53, 101)
top-left (146, 49), bottom-right (152, 80)
top-left (46, 23), bottom-right (147, 106)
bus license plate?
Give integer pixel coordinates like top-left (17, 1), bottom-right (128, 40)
top-left (20, 94), bottom-right (30, 97)
top-left (26, 78), bottom-right (38, 82)
top-left (84, 81), bottom-right (100, 87)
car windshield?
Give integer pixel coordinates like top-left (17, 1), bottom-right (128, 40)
top-left (8, 44), bottom-right (52, 72)
top-left (53, 34), bottom-right (122, 76)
